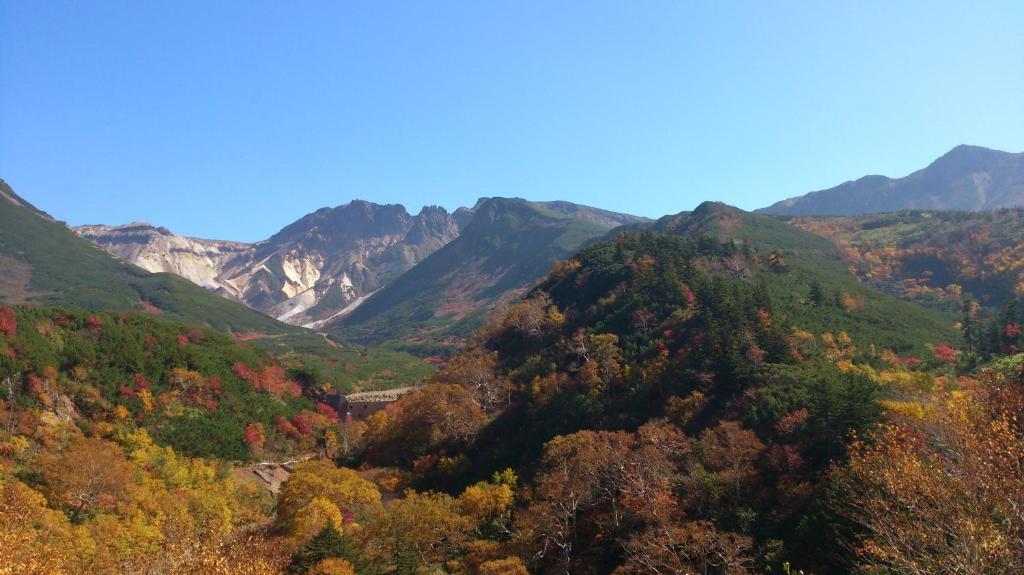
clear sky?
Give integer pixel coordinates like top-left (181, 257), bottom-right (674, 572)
top-left (2, 1), bottom-right (1022, 242)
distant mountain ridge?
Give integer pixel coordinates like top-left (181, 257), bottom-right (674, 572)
top-left (525, 200), bottom-right (650, 228)
top-left (760, 145), bottom-right (1024, 216)
top-left (335, 197), bottom-right (644, 350)
top-left (74, 196), bottom-right (646, 331)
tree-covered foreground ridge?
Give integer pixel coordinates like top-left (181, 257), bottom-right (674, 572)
top-left (3, 224), bottom-right (1024, 574)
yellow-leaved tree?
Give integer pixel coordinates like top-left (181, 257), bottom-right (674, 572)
top-left (275, 460), bottom-right (382, 543)
top-left (835, 371), bottom-right (1024, 574)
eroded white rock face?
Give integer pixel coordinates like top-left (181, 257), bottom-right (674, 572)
top-left (76, 223), bottom-right (251, 298)
top-left (74, 202), bottom-right (464, 327)
top-left (279, 255), bottom-right (321, 298)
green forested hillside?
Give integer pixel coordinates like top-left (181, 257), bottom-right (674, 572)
top-left (368, 225), bottom-right (956, 479)
top-left (0, 305), bottom-right (338, 459)
top-left (638, 202), bottom-right (958, 353)
top-left (251, 330), bottom-right (434, 392)
top-left (348, 211), bottom-right (969, 573)
top-left (785, 209), bottom-right (1024, 358)
top-left (0, 303), bottom-right (434, 458)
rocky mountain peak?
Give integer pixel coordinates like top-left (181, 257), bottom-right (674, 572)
top-left (405, 206), bottom-right (460, 244)
top-left (75, 199), bottom-right (465, 327)
top-left (924, 144), bottom-right (1012, 177)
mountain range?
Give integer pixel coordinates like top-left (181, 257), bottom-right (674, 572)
top-left (5, 143), bottom-right (1019, 353)
top-left (74, 195), bottom-right (646, 348)
top-left (760, 144), bottom-right (1024, 215)
top-left (335, 198), bottom-right (644, 350)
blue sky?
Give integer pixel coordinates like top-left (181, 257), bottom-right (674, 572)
top-left (2, 1), bottom-right (1022, 242)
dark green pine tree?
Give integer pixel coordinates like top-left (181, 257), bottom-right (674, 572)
top-left (982, 320), bottom-right (1003, 356)
top-left (960, 301), bottom-right (977, 352)
top-left (723, 239), bottom-right (738, 258)
top-left (392, 536), bottom-right (418, 575)
top-left (809, 280), bottom-right (825, 307)
top-left (1003, 299), bottom-right (1020, 327)
top-left (288, 523), bottom-right (376, 575)
top-left (751, 277), bottom-right (774, 314)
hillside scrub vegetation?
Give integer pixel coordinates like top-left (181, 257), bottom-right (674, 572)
top-left (0, 306), bottom-right (390, 460)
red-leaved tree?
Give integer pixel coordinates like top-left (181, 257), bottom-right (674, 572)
top-left (932, 341), bottom-right (958, 363)
top-left (0, 307), bottom-right (16, 337)
top-left (243, 422), bottom-right (266, 454)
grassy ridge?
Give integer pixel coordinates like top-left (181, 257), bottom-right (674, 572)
top-left (0, 179), bottom-right (298, 334)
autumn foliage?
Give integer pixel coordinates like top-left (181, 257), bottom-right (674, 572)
top-left (0, 306), bottom-right (355, 461)
top-left (0, 306), bottom-right (16, 337)
top-left (1, 428), bottom-right (279, 574)
top-left (244, 422), bottom-right (267, 453)
top-left (835, 372), bottom-right (1024, 573)
top-left (930, 341), bottom-right (958, 363)
top-left (234, 362), bottom-right (302, 398)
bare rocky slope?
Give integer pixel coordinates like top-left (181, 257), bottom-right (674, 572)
top-left (76, 201), bottom-right (464, 326)
top-left (75, 223), bottom-right (252, 296)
